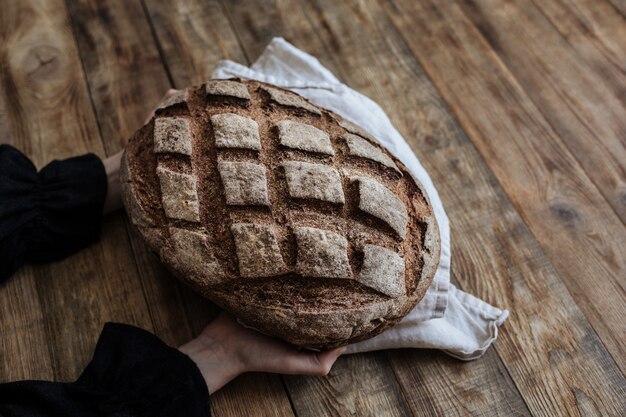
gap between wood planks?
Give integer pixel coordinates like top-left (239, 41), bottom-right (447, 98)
top-left (457, 0), bottom-right (626, 225)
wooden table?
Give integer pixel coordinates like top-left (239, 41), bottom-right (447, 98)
top-left (1, 0), bottom-right (625, 415)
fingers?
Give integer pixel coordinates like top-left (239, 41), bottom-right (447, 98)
top-left (317, 346), bottom-right (349, 375)
top-left (280, 346), bottom-right (348, 376)
top-left (214, 310), bottom-right (349, 377)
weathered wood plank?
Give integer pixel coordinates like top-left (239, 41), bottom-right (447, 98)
top-left (0, 269), bottom-right (52, 382)
top-left (384, 0), bottom-right (626, 375)
top-left (455, 0), bottom-right (626, 236)
top-left (209, 373), bottom-right (295, 417)
top-left (219, 0), bottom-right (331, 67)
top-left (0, 0), bottom-right (155, 382)
top-left (259, 0), bottom-right (625, 415)
top-left (0, 3), bottom-right (54, 383)
top-left (606, 0), bottom-right (626, 17)
top-left (218, 1), bottom-right (532, 416)
top-left (389, 349), bottom-right (530, 417)
top-left (284, 352), bottom-right (413, 417)
top-left (142, 0), bottom-right (247, 87)
top-left (37, 214), bottom-right (155, 381)
top-left (66, 0), bottom-right (173, 154)
top-left (529, 0), bottom-right (626, 79)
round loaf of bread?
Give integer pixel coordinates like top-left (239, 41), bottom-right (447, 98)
top-left (121, 79), bottom-right (440, 349)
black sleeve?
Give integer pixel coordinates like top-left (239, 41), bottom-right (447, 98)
top-left (0, 323), bottom-right (211, 417)
top-left (0, 144), bottom-right (107, 283)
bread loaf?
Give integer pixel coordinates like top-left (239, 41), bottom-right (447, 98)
top-left (121, 79), bottom-right (440, 349)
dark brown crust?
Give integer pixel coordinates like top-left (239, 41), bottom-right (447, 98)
top-left (122, 79), bottom-right (440, 348)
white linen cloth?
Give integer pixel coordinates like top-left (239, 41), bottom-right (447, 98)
top-left (213, 38), bottom-right (508, 360)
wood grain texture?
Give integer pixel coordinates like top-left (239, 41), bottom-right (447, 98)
top-left (209, 373), bottom-right (295, 417)
top-left (0, 3), bottom-right (53, 383)
top-left (389, 350), bottom-right (529, 417)
top-left (284, 352), bottom-right (413, 417)
top-left (456, 0), bottom-right (626, 224)
top-left (530, 0), bottom-right (626, 83)
top-left (607, 0), bottom-right (626, 16)
top-left (322, 2), bottom-right (624, 415)
top-left (218, 1), bottom-right (530, 416)
top-left (383, 0), bottom-right (626, 376)
top-left (142, 0), bottom-right (247, 87)
top-left (0, 269), bottom-right (52, 382)
top-left (36, 214), bottom-right (155, 381)
top-left (0, 0), bottom-right (154, 382)
top-left (66, 0), bottom-right (172, 154)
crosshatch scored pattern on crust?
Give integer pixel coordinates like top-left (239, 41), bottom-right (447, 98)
top-left (121, 79), bottom-right (440, 348)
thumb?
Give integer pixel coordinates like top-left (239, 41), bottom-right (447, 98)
top-left (285, 345), bottom-right (348, 376)
top-left (319, 345), bottom-right (348, 367)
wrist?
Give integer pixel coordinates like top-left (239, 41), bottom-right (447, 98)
top-left (179, 327), bottom-right (245, 394)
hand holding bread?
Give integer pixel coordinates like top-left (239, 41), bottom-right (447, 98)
top-left (179, 312), bottom-right (346, 394)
